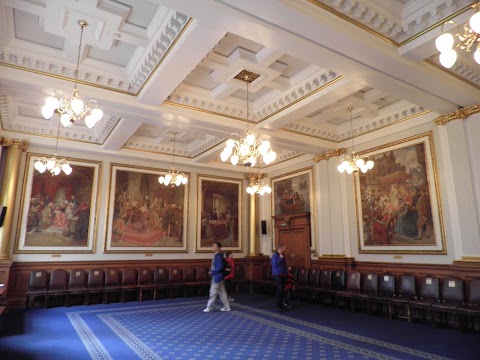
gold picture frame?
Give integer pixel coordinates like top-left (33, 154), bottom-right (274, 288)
top-left (354, 132), bottom-right (446, 254)
top-left (104, 163), bottom-right (189, 253)
top-left (15, 153), bottom-right (101, 253)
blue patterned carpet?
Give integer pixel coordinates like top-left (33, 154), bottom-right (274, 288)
top-left (0, 294), bottom-right (478, 359)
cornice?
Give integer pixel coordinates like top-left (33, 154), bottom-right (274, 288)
top-left (0, 12), bottom-right (190, 96)
top-left (434, 104), bottom-right (480, 125)
top-left (426, 58), bottom-right (480, 91)
top-left (0, 137), bottom-right (28, 151)
top-left (313, 148), bottom-right (346, 163)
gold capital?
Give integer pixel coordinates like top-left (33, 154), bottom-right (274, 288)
top-left (314, 148), bottom-right (347, 162)
top-left (434, 104), bottom-right (480, 125)
top-left (0, 137), bottom-right (28, 151)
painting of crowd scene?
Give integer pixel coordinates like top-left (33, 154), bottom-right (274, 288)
top-left (197, 176), bottom-right (241, 251)
top-left (16, 155), bottom-right (100, 253)
top-left (105, 165), bottom-right (188, 252)
top-left (356, 134), bottom-right (444, 253)
top-left (272, 168), bottom-right (311, 216)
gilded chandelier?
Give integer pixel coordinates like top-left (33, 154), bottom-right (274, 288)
top-left (220, 72), bottom-right (276, 167)
top-left (158, 132), bottom-right (188, 187)
top-left (246, 171), bottom-right (271, 196)
top-left (337, 108), bottom-right (374, 174)
top-left (41, 20), bottom-right (103, 128)
top-left (435, 3), bottom-right (480, 68)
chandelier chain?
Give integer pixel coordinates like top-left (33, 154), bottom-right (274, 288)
top-left (74, 21), bottom-right (86, 90)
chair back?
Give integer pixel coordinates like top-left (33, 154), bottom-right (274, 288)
top-left (440, 276), bottom-right (464, 303)
top-left (418, 275), bottom-right (440, 300)
top-left (308, 268), bottom-right (321, 287)
top-left (154, 268), bottom-right (169, 285)
top-left (346, 271), bottom-right (361, 292)
top-left (362, 273), bottom-right (378, 294)
top-left (234, 264), bottom-right (245, 280)
top-left (122, 268), bottom-right (138, 286)
top-left (196, 267), bottom-right (210, 282)
top-left (467, 278), bottom-right (480, 304)
top-left (29, 270), bottom-right (48, 290)
top-left (398, 274), bottom-right (416, 297)
top-left (49, 269), bottom-right (67, 290)
top-left (138, 268), bottom-right (153, 285)
top-left (169, 268), bottom-right (183, 284)
top-left (183, 267), bottom-right (196, 282)
top-left (69, 269), bottom-right (86, 289)
top-left (87, 269), bottom-right (104, 288)
top-left (296, 268), bottom-right (308, 286)
top-left (105, 269), bottom-right (121, 286)
top-left (320, 269), bottom-right (332, 289)
top-left (332, 269), bottom-right (345, 290)
top-left (379, 273), bottom-right (395, 295)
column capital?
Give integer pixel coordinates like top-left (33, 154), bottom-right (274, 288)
top-left (434, 104), bottom-right (480, 126)
top-left (0, 137), bottom-right (28, 151)
top-left (314, 148), bottom-right (346, 162)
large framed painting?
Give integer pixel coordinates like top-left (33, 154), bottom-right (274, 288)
top-left (196, 175), bottom-right (242, 252)
top-left (15, 153), bottom-right (101, 253)
top-left (354, 132), bottom-right (446, 254)
top-left (271, 167), bottom-right (313, 217)
top-left (104, 164), bottom-right (189, 253)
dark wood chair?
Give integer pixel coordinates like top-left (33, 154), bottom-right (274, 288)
top-left (431, 276), bottom-right (464, 328)
top-left (458, 278), bottom-right (480, 332)
top-left (303, 267), bottom-right (321, 303)
top-left (195, 266), bottom-right (211, 296)
top-left (86, 269), bottom-right (105, 305)
top-left (356, 272), bottom-right (379, 313)
top-left (104, 269), bottom-right (122, 303)
top-left (182, 267), bottom-right (197, 297)
top-left (315, 269), bottom-right (334, 305)
top-left (153, 267), bottom-right (170, 300)
top-left (390, 274), bottom-right (416, 322)
top-left (46, 269), bottom-right (68, 308)
top-left (408, 275), bottom-right (440, 323)
top-left (231, 264), bottom-right (249, 294)
top-left (121, 268), bottom-right (140, 302)
top-left (138, 268), bottom-right (154, 301)
top-left (251, 265), bottom-right (273, 294)
top-left (294, 267), bottom-right (309, 301)
top-left (336, 271), bottom-right (361, 310)
top-left (369, 273), bottom-right (396, 319)
top-left (25, 270), bottom-right (48, 308)
top-left (169, 267), bottom-right (184, 298)
top-left (67, 269), bottom-right (88, 306)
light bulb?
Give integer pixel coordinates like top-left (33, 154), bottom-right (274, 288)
top-left (360, 166), bottom-right (368, 173)
top-left (246, 187), bottom-right (253, 195)
top-left (226, 139), bottom-right (236, 148)
top-left (175, 177), bottom-right (182, 186)
top-left (85, 115), bottom-right (96, 128)
top-left (248, 157), bottom-right (256, 167)
top-left (470, 12), bottom-right (480, 33)
top-left (231, 155), bottom-right (239, 166)
top-left (337, 164), bottom-right (345, 173)
top-left (182, 177), bottom-right (188, 185)
top-left (45, 96), bottom-right (59, 109)
top-left (267, 151), bottom-right (276, 163)
top-left (165, 174), bottom-right (172, 183)
top-left (159, 176), bottom-right (165, 184)
top-left (435, 32), bottom-right (454, 52)
top-left (246, 133), bottom-right (255, 145)
top-left (46, 159), bottom-right (55, 170)
top-left (71, 97), bottom-right (84, 115)
top-left (62, 163), bottom-right (72, 175)
top-left (252, 185), bottom-right (259, 193)
top-left (91, 108), bottom-right (103, 121)
top-left (61, 113), bottom-right (72, 127)
top-left (355, 158), bottom-right (365, 167)
top-left (475, 49), bottom-right (480, 65)
top-left (346, 166), bottom-right (354, 174)
top-left (239, 143), bottom-right (249, 156)
top-left (439, 49), bottom-right (457, 68)
top-left (259, 189), bottom-right (265, 196)
top-left (366, 160), bottom-right (374, 169)
top-left (53, 166), bottom-right (61, 176)
top-left (265, 186), bottom-right (272, 194)
top-left (35, 161), bottom-right (46, 173)
top-left (342, 160), bottom-right (350, 167)
top-left (41, 105), bottom-right (54, 119)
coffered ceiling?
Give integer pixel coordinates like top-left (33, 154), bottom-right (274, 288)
top-left (1, 0), bottom-right (479, 172)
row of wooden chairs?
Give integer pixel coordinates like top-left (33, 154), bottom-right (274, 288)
top-left (253, 267), bottom-right (480, 331)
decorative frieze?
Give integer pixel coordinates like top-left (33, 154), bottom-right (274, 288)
top-left (434, 104), bottom-right (480, 125)
top-left (313, 148), bottom-right (346, 162)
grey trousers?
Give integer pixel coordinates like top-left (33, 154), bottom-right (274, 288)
top-left (205, 279), bottom-right (231, 310)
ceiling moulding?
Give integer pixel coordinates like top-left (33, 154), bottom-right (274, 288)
top-left (0, 13), bottom-right (191, 96)
top-left (0, 95), bottom-right (11, 129)
top-left (123, 136), bottom-right (225, 159)
top-left (282, 105), bottom-right (429, 142)
top-left (313, 148), bottom-right (347, 163)
top-left (307, 0), bottom-right (473, 46)
top-left (434, 104), bottom-right (480, 125)
top-left (425, 58), bottom-right (480, 91)
top-left (166, 71), bottom-right (341, 122)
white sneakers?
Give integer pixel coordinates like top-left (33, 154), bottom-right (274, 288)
top-left (221, 308), bottom-right (231, 312)
top-left (228, 297), bottom-right (235, 302)
top-left (203, 308), bottom-right (212, 313)
top-left (203, 307), bottom-right (231, 312)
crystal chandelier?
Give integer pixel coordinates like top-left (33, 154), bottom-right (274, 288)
top-left (337, 107), bottom-right (374, 174)
top-left (435, 3), bottom-right (480, 68)
top-left (158, 131), bottom-right (188, 187)
top-left (41, 20), bottom-right (103, 128)
top-left (220, 73), bottom-right (276, 167)
top-left (246, 171), bottom-right (272, 196)
top-left (34, 118), bottom-right (72, 176)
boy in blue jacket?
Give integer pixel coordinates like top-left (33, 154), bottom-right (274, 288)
top-left (203, 242), bottom-right (231, 312)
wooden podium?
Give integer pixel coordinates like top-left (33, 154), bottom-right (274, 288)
top-left (272, 212), bottom-right (311, 269)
